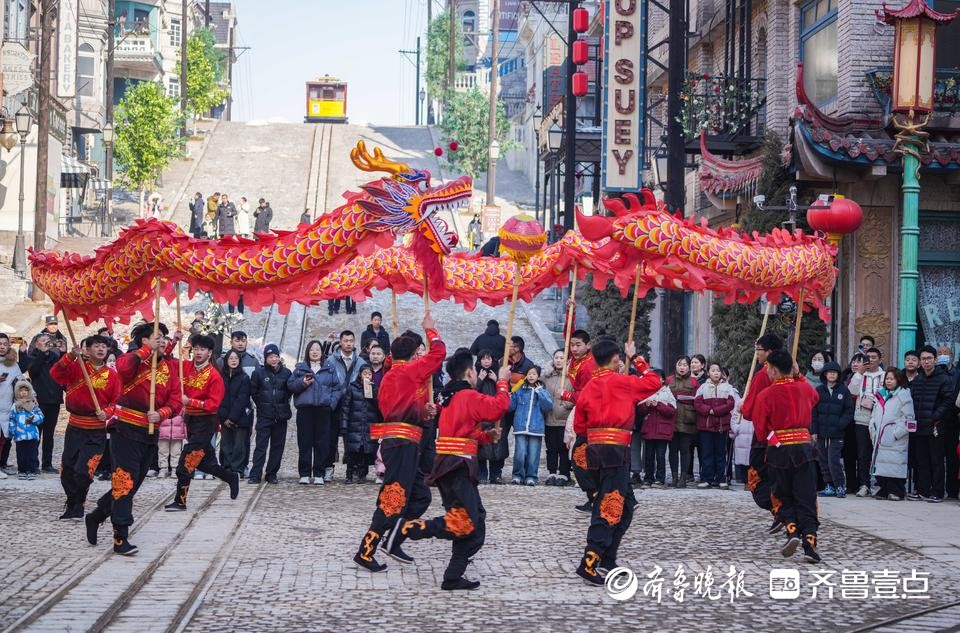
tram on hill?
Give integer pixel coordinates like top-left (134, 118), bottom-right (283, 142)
top-left (305, 76), bottom-right (348, 123)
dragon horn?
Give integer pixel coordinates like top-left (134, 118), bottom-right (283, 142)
top-left (350, 140), bottom-right (411, 177)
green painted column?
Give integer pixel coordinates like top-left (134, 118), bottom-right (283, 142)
top-left (897, 137), bottom-right (921, 359)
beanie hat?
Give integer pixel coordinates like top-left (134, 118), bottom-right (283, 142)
top-left (264, 343), bottom-right (281, 359)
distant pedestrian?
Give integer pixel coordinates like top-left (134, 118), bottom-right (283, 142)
top-left (216, 194), bottom-right (238, 237)
top-left (188, 192), bottom-right (206, 238)
top-left (249, 344), bottom-right (293, 484)
top-left (219, 349), bottom-right (253, 476)
top-left (300, 208), bottom-right (312, 225)
top-left (19, 333), bottom-right (63, 473)
top-left (253, 198), bottom-right (273, 234)
top-left (467, 214), bottom-right (482, 250)
top-left (236, 197), bottom-right (252, 237)
top-left (8, 377), bottom-right (43, 479)
top-left (469, 320), bottom-right (506, 361)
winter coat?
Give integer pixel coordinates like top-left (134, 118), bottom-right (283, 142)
top-left (507, 353), bottom-right (536, 388)
top-left (0, 347), bottom-right (24, 436)
top-left (220, 350), bottom-right (259, 379)
top-left (189, 198), bottom-right (205, 233)
top-left (541, 365), bottom-right (573, 427)
top-left (21, 347), bottom-right (64, 405)
top-left (236, 202), bottom-right (251, 235)
top-left (216, 202), bottom-right (238, 236)
top-left (509, 383), bottom-right (553, 436)
top-left (869, 387), bottom-right (915, 479)
top-left (359, 325), bottom-right (390, 355)
top-left (909, 366), bottom-right (954, 435)
top-left (159, 415), bottom-right (187, 441)
top-left (469, 323), bottom-right (506, 361)
top-left (694, 380), bottom-right (737, 432)
top-left (253, 204), bottom-right (273, 234)
top-left (219, 369), bottom-right (253, 428)
top-left (729, 412), bottom-right (753, 466)
top-left (8, 378), bottom-right (42, 441)
top-left (287, 361), bottom-right (342, 410)
top-left (340, 377), bottom-right (381, 455)
top-left (811, 364), bottom-right (855, 439)
top-left (325, 353), bottom-right (368, 405)
top-left (667, 374), bottom-right (699, 434)
top-left (476, 363), bottom-right (507, 462)
top-left (250, 364), bottom-right (293, 424)
top-left (849, 369), bottom-right (886, 426)
top-left (638, 386), bottom-right (676, 441)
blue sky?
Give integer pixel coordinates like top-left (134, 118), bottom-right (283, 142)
top-left (231, 0), bottom-right (436, 125)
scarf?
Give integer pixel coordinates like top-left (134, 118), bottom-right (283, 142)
top-left (439, 379), bottom-right (472, 408)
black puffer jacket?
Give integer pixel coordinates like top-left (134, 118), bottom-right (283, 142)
top-left (470, 323), bottom-right (506, 361)
top-left (219, 369), bottom-right (253, 428)
top-left (21, 348), bottom-right (63, 405)
top-left (340, 377), bottom-right (380, 454)
top-left (250, 364), bottom-right (292, 425)
top-left (909, 366), bottom-right (953, 435)
top-left (811, 362), bottom-right (854, 439)
top-left (359, 324), bottom-right (390, 355)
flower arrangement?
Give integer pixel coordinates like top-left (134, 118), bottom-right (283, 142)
top-left (194, 294), bottom-right (244, 337)
top-left (677, 72), bottom-right (765, 140)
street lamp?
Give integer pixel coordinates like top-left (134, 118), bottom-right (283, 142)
top-left (878, 0), bottom-right (959, 356)
top-left (102, 122), bottom-right (115, 238)
top-left (489, 139), bottom-right (500, 161)
top-left (547, 122), bottom-right (562, 153)
top-left (418, 87), bottom-right (425, 127)
top-left (652, 145), bottom-right (669, 191)
top-left (12, 105), bottom-right (32, 277)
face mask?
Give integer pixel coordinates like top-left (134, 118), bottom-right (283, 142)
top-left (811, 361), bottom-right (824, 372)
top-left (937, 355), bottom-right (950, 366)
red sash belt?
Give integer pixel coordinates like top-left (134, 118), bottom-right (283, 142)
top-left (69, 413), bottom-right (103, 430)
top-left (370, 422), bottom-right (423, 443)
top-left (767, 427), bottom-right (811, 447)
top-left (116, 406), bottom-right (150, 429)
top-left (436, 436), bottom-right (478, 456)
top-left (587, 427), bottom-right (632, 447)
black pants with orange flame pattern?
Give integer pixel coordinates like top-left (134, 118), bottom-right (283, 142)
top-left (585, 463), bottom-right (636, 566)
top-left (748, 446), bottom-right (781, 518)
top-left (362, 439), bottom-right (431, 551)
top-left (175, 430), bottom-right (234, 504)
top-left (91, 432), bottom-right (154, 528)
top-left (60, 425), bottom-right (107, 511)
top-left (402, 464), bottom-right (486, 582)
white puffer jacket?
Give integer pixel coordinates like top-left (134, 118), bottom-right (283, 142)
top-left (869, 388), bottom-right (915, 479)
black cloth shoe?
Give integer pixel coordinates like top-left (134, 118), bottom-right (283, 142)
top-left (803, 535), bottom-right (821, 563)
top-left (247, 477), bottom-right (261, 484)
top-left (441, 577), bottom-right (481, 590)
top-left (59, 504), bottom-right (84, 521)
top-left (164, 501), bottom-right (187, 512)
top-left (576, 550), bottom-right (604, 586)
top-left (781, 535), bottom-right (801, 558)
top-left (266, 475), bottom-right (278, 484)
top-left (768, 518), bottom-right (784, 535)
top-left (228, 472), bottom-right (240, 499)
top-left (353, 551), bottom-right (387, 572)
top-left (384, 523), bottom-right (415, 564)
top-left (113, 526), bottom-right (138, 556)
top-left (85, 513), bottom-right (102, 545)
top-left (575, 502), bottom-right (593, 514)
top-left (41, 466), bottom-right (58, 474)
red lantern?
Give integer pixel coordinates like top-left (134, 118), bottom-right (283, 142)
top-left (448, 141), bottom-right (458, 151)
top-left (572, 72), bottom-right (589, 96)
top-left (572, 40), bottom-right (589, 65)
top-left (573, 7), bottom-right (589, 32)
top-left (806, 195), bottom-right (863, 245)
top-left (434, 147), bottom-right (443, 157)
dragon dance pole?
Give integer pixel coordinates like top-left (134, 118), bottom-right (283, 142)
top-left (148, 279), bottom-right (162, 435)
top-left (626, 264), bottom-right (643, 345)
top-left (741, 299), bottom-right (773, 403)
top-left (423, 273), bottom-right (433, 402)
top-left (791, 289), bottom-right (805, 360)
top-left (501, 261), bottom-right (522, 367)
top-left (558, 263), bottom-right (579, 397)
top-left (60, 307), bottom-right (103, 416)
top-left (391, 289), bottom-right (399, 339)
top-left (175, 290), bottom-right (185, 399)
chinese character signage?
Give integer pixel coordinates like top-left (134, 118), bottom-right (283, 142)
top-left (601, 0), bottom-right (645, 192)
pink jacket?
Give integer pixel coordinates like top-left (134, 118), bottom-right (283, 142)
top-left (159, 414), bottom-right (186, 441)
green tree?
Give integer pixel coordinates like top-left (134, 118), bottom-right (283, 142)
top-left (426, 11), bottom-right (464, 104)
top-left (438, 87), bottom-right (511, 178)
top-left (177, 28), bottom-right (228, 132)
top-left (580, 275), bottom-right (656, 360)
top-left (114, 81), bottom-right (183, 215)
top-left (710, 132), bottom-right (828, 388)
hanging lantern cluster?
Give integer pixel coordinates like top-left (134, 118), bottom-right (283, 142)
top-left (434, 141), bottom-right (459, 157)
top-left (571, 6), bottom-right (589, 97)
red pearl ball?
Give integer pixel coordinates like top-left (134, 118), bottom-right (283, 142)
top-left (448, 141), bottom-right (459, 151)
top-left (434, 147), bottom-right (443, 156)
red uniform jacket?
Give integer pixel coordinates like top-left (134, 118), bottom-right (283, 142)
top-left (740, 364), bottom-right (772, 425)
top-left (115, 344), bottom-right (182, 443)
top-left (376, 329), bottom-right (446, 435)
top-left (430, 380), bottom-right (510, 483)
top-left (50, 355), bottom-right (121, 430)
top-left (562, 353), bottom-right (598, 406)
top-left (181, 361), bottom-right (225, 436)
top-left (752, 377), bottom-right (819, 445)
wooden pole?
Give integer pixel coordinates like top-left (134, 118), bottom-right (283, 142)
top-left (791, 289), bottom-right (805, 360)
top-left (391, 289), bottom-right (399, 339)
top-left (501, 261), bottom-right (522, 364)
top-left (148, 279), bottom-right (162, 435)
top-left (60, 308), bottom-right (103, 416)
top-left (626, 264), bottom-right (642, 344)
top-left (557, 263), bottom-right (579, 396)
top-left (423, 274), bottom-right (433, 402)
top-left (175, 289), bottom-right (185, 399)
top-left (741, 298), bottom-right (773, 403)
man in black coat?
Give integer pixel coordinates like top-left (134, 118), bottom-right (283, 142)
top-left (249, 344), bottom-right (293, 484)
top-left (19, 333), bottom-right (64, 472)
top-left (470, 320), bottom-right (507, 361)
top-left (253, 198), bottom-right (273, 234)
top-left (360, 312), bottom-right (390, 356)
top-left (910, 346), bottom-right (955, 502)
top-left (188, 192), bottom-right (205, 237)
top-left (811, 362), bottom-right (854, 497)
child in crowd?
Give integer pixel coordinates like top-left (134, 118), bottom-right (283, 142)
top-left (812, 362), bottom-right (854, 498)
top-left (8, 378), bottom-right (43, 480)
top-left (158, 413), bottom-right (187, 478)
top-left (694, 362), bottom-right (737, 489)
top-left (667, 356), bottom-right (699, 488)
top-left (638, 370), bottom-right (676, 488)
top-left (508, 366), bottom-right (553, 486)
top-left (341, 365), bottom-right (380, 482)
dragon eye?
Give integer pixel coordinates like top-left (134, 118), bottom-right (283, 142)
top-left (418, 180), bottom-right (427, 192)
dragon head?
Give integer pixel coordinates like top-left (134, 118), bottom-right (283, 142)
top-left (351, 141), bottom-right (471, 256)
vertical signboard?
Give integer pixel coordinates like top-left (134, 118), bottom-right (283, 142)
top-left (601, 0), bottom-right (646, 192)
top-left (57, 0), bottom-right (79, 98)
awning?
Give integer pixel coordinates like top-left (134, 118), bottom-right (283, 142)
top-left (89, 179), bottom-right (112, 191)
top-left (61, 155), bottom-right (91, 189)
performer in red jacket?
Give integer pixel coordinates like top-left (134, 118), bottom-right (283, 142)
top-left (50, 335), bottom-right (121, 521)
top-left (752, 350), bottom-right (822, 563)
top-left (739, 333), bottom-right (785, 534)
top-left (573, 338), bottom-right (661, 586)
top-left (85, 322), bottom-right (182, 556)
top-left (164, 334), bottom-right (238, 511)
top-left (558, 329), bottom-right (599, 513)
top-left (394, 350), bottom-right (511, 590)
top-left (354, 314), bottom-right (446, 573)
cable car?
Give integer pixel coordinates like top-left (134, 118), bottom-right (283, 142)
top-left (305, 75), bottom-right (348, 123)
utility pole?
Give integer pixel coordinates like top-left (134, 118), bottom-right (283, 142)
top-left (485, 0), bottom-right (500, 207)
top-left (205, 0), bottom-right (210, 27)
top-left (104, 0), bottom-right (116, 238)
top-left (562, 2), bottom-right (577, 231)
top-left (180, 0), bottom-right (188, 136)
top-left (225, 10), bottom-right (234, 120)
top-left (399, 37), bottom-right (422, 125)
top-left (427, 0), bottom-right (434, 124)
top-left (661, 0), bottom-right (688, 371)
top-left (448, 0), bottom-right (456, 89)
top-left (32, 0), bottom-right (55, 301)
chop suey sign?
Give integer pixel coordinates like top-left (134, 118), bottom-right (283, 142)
top-left (602, 0), bottom-right (644, 192)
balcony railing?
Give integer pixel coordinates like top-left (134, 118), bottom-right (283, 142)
top-left (677, 74), bottom-right (767, 142)
top-left (867, 68), bottom-right (960, 117)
